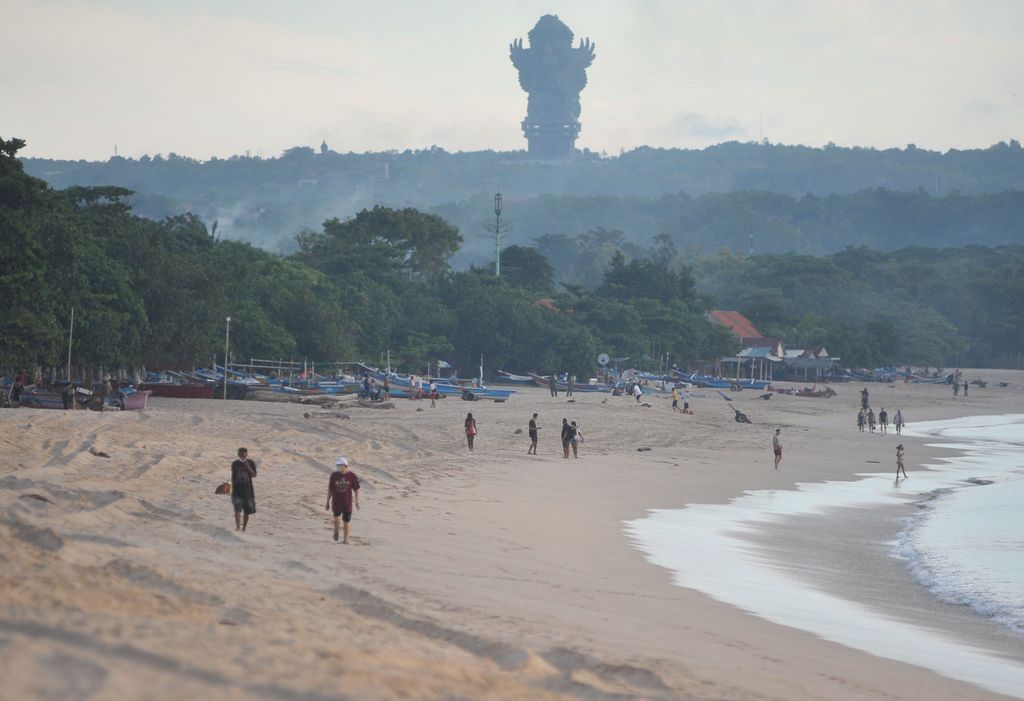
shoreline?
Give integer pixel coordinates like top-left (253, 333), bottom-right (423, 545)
top-left (1, 372), bottom-right (1023, 699)
top-left (625, 414), bottom-right (1024, 697)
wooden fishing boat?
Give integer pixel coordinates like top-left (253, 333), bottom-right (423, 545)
top-left (18, 386), bottom-right (91, 409)
top-left (794, 386), bottom-right (837, 398)
top-left (139, 382), bottom-right (215, 399)
top-left (116, 389), bottom-right (152, 410)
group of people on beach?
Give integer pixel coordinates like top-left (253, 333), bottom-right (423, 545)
top-left (516, 412), bottom-right (585, 457)
top-left (858, 388), bottom-right (904, 435)
top-left (858, 388), bottom-right (909, 479)
top-left (227, 447), bottom-right (361, 544)
top-left (527, 414), bottom-right (583, 457)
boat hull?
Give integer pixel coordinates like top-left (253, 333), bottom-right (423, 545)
top-left (139, 383), bottom-right (215, 399)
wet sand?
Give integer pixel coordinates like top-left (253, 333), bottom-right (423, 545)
top-left (1, 371), bottom-right (1022, 700)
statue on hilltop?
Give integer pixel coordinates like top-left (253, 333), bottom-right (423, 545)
top-left (510, 15), bottom-right (596, 159)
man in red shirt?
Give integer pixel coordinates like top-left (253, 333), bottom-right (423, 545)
top-left (326, 456), bottom-right (360, 543)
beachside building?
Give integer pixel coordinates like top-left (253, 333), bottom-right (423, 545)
top-left (708, 310), bottom-right (767, 347)
top-left (709, 311), bottom-right (784, 380)
top-left (721, 343), bottom-right (784, 382)
top-left (782, 346), bottom-right (839, 381)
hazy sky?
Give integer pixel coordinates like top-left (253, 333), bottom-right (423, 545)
top-left (5, 0), bottom-right (1023, 160)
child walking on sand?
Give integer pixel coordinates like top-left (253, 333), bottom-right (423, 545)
top-left (465, 412), bottom-right (477, 452)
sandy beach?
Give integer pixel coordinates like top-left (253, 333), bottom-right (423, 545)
top-left (2, 372), bottom-right (1022, 700)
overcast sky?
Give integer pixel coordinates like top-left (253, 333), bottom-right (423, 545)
top-left (5, 0), bottom-right (1023, 160)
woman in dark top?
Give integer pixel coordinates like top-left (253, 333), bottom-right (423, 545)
top-left (465, 412), bottom-right (477, 452)
top-left (230, 447), bottom-right (257, 531)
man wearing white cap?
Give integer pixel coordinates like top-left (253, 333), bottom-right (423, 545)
top-left (326, 456), bottom-right (360, 543)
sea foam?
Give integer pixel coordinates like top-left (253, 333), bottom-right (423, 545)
top-left (624, 413), bottom-right (1024, 698)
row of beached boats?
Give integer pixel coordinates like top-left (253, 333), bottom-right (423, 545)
top-left (136, 364), bottom-right (518, 402)
top-left (10, 384), bottom-right (152, 411)
top-left (493, 369), bottom-right (773, 393)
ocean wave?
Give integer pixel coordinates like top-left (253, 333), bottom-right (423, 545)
top-left (894, 482), bottom-right (1024, 635)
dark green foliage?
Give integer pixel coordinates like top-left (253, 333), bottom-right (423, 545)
top-left (694, 246), bottom-right (1024, 367)
top-left (495, 245), bottom-right (555, 294)
top-left (294, 206), bottom-right (462, 283)
top-left (6, 136), bottom-right (1022, 375)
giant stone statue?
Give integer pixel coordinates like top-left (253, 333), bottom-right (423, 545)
top-left (510, 15), bottom-right (596, 159)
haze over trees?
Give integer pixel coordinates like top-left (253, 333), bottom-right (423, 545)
top-left (7, 136), bottom-right (1024, 372)
top-left (21, 141), bottom-right (1024, 263)
top-left (1, 137), bottom-right (737, 376)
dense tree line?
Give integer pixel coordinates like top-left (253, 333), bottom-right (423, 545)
top-left (693, 246), bottom-right (1024, 368)
top-left (1, 138), bottom-right (737, 377)
top-left (7, 137), bottom-right (1022, 373)
top-left (22, 140), bottom-right (1024, 258)
top-left (440, 188), bottom-right (1024, 266)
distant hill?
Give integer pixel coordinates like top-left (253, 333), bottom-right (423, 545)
top-left (21, 140), bottom-right (1024, 261)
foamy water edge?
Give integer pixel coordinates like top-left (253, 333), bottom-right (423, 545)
top-left (624, 413), bottom-right (1024, 698)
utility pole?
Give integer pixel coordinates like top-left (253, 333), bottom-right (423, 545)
top-left (493, 192), bottom-right (503, 277)
top-left (224, 316), bottom-right (231, 400)
top-left (66, 306), bottom-right (75, 381)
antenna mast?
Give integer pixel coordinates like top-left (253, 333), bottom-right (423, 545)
top-left (493, 192), bottom-right (503, 277)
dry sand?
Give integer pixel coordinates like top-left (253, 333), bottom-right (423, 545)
top-left (2, 371), bottom-right (1022, 700)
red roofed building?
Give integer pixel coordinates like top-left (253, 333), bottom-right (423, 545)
top-left (708, 310), bottom-right (765, 346)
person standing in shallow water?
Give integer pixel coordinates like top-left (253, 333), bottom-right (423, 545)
top-left (230, 447), bottom-right (257, 531)
top-left (895, 444), bottom-right (907, 479)
top-left (326, 456), bottom-right (360, 543)
top-left (464, 412), bottom-right (477, 452)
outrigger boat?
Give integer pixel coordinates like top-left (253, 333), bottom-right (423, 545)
top-left (361, 365), bottom-right (515, 399)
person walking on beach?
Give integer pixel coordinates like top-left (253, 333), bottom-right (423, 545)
top-left (879, 407), bottom-right (888, 435)
top-left (61, 382), bottom-right (76, 410)
top-left (549, 374), bottom-right (558, 398)
top-left (429, 380), bottom-right (437, 407)
top-left (561, 418), bottom-right (571, 459)
top-left (857, 409), bottom-right (866, 432)
top-left (570, 421), bottom-right (582, 458)
top-left (326, 456), bottom-right (360, 543)
top-left (671, 386), bottom-right (681, 412)
top-left (861, 387), bottom-right (870, 411)
top-left (894, 409), bottom-right (905, 435)
top-left (464, 412), bottom-right (477, 452)
top-left (527, 413), bottom-right (540, 455)
top-left (230, 447), bottom-right (257, 531)
top-left (896, 444), bottom-right (907, 479)
top-left (868, 408), bottom-right (876, 433)
top-left (772, 429), bottom-right (783, 469)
